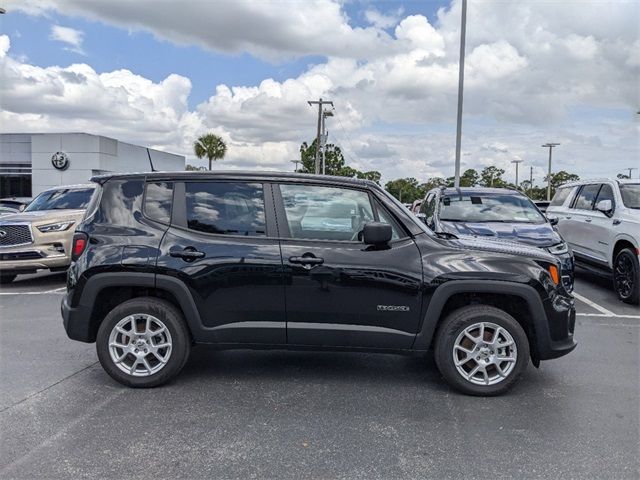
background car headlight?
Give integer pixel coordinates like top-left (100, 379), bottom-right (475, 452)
top-left (37, 221), bottom-right (75, 233)
top-left (547, 242), bottom-right (569, 255)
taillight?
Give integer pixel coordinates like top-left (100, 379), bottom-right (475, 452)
top-left (72, 233), bottom-right (88, 261)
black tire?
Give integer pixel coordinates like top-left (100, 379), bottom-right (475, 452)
top-left (434, 305), bottom-right (530, 396)
top-left (96, 297), bottom-right (191, 388)
top-left (613, 248), bottom-right (640, 305)
top-left (0, 274), bottom-right (16, 285)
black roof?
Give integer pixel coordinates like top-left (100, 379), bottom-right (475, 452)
top-left (91, 170), bottom-right (378, 188)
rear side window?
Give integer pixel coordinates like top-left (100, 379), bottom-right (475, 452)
top-left (550, 187), bottom-right (572, 207)
top-left (144, 182), bottom-right (173, 223)
top-left (573, 184), bottom-right (600, 210)
top-left (185, 182), bottom-right (266, 236)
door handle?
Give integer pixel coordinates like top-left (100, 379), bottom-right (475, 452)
top-left (585, 218), bottom-right (592, 223)
top-left (170, 248), bottom-right (205, 261)
top-left (565, 216), bottom-right (572, 219)
top-left (289, 256), bottom-right (324, 265)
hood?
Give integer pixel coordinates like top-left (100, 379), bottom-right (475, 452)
top-left (445, 234), bottom-right (557, 263)
top-left (439, 220), bottom-right (562, 247)
top-left (0, 209), bottom-right (85, 223)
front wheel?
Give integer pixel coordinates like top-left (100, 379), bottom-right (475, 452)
top-left (434, 306), bottom-right (530, 396)
top-left (613, 248), bottom-right (639, 305)
top-left (96, 297), bottom-right (191, 388)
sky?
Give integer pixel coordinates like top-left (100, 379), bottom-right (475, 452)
top-left (0, 0), bottom-right (638, 185)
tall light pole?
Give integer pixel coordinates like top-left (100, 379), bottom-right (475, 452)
top-left (291, 159), bottom-right (300, 172)
top-left (453, 0), bottom-right (467, 188)
top-left (511, 158), bottom-right (523, 189)
top-left (542, 143), bottom-right (560, 201)
top-left (529, 166), bottom-right (534, 198)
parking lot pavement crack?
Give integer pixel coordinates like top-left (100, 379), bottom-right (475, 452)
top-left (0, 386), bottom-right (126, 477)
top-left (0, 361), bottom-right (99, 414)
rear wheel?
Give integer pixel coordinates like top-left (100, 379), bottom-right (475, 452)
top-left (0, 274), bottom-right (16, 285)
top-left (613, 248), bottom-right (639, 305)
top-left (96, 297), bottom-right (191, 387)
top-left (434, 306), bottom-right (529, 396)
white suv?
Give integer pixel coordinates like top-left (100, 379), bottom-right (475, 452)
top-left (547, 179), bottom-right (639, 304)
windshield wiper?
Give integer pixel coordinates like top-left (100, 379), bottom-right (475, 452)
top-left (434, 231), bottom-right (458, 239)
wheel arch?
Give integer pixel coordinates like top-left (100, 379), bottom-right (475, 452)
top-left (413, 281), bottom-right (550, 364)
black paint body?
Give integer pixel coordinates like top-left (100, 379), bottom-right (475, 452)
top-left (62, 172), bottom-right (576, 362)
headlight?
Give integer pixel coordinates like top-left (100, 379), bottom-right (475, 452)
top-left (547, 242), bottom-right (568, 255)
top-left (37, 221), bottom-right (75, 233)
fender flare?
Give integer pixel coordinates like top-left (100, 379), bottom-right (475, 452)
top-left (412, 280), bottom-right (550, 356)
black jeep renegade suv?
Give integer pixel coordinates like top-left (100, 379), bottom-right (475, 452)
top-left (62, 172), bottom-right (576, 395)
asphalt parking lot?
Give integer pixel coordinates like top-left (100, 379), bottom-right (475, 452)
top-left (1, 270), bottom-right (638, 479)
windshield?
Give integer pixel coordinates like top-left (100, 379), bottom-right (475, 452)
top-left (619, 184), bottom-right (640, 209)
top-left (25, 188), bottom-right (94, 212)
top-left (440, 193), bottom-right (546, 223)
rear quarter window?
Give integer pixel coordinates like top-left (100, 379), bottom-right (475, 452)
top-left (144, 182), bottom-right (173, 223)
top-left (550, 187), bottom-right (572, 207)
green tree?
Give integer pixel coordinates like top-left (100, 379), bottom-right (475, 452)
top-left (298, 139), bottom-right (381, 184)
top-left (385, 178), bottom-right (424, 203)
top-left (420, 177), bottom-right (447, 192)
top-left (185, 164), bottom-right (207, 171)
top-left (479, 166), bottom-right (507, 188)
top-left (194, 133), bottom-right (227, 170)
top-left (445, 169), bottom-right (479, 187)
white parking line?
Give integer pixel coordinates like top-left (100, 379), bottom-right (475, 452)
top-left (572, 292), bottom-right (617, 317)
top-left (0, 288), bottom-right (65, 296)
top-left (577, 313), bottom-right (640, 320)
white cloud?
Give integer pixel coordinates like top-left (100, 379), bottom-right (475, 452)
top-left (1, 0), bottom-right (639, 183)
top-left (364, 7), bottom-right (404, 30)
top-left (49, 25), bottom-right (85, 54)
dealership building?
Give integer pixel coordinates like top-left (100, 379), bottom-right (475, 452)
top-left (0, 133), bottom-right (185, 198)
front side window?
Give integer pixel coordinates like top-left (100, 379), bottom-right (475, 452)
top-left (619, 184), bottom-right (640, 209)
top-left (280, 184), bottom-right (374, 241)
top-left (439, 193), bottom-right (545, 224)
top-left (185, 182), bottom-right (266, 236)
top-left (26, 188), bottom-right (94, 211)
top-left (594, 184), bottom-right (615, 209)
top-left (573, 184), bottom-right (600, 210)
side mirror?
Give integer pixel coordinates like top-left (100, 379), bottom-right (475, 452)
top-left (18, 204), bottom-right (26, 212)
top-left (363, 222), bottom-right (392, 245)
top-left (547, 216), bottom-right (559, 226)
top-left (595, 199), bottom-right (612, 215)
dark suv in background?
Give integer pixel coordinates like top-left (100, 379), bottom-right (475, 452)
top-left (62, 172), bottom-right (576, 396)
top-left (419, 187), bottom-right (574, 291)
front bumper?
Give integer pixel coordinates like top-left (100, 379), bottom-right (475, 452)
top-left (0, 233), bottom-right (73, 274)
top-left (536, 291), bottom-right (577, 360)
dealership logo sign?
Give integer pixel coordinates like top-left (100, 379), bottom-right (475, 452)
top-left (51, 152), bottom-right (70, 171)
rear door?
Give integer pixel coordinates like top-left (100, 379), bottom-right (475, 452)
top-left (274, 182), bottom-right (423, 349)
top-left (156, 180), bottom-right (285, 344)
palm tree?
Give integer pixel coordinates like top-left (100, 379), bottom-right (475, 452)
top-left (193, 133), bottom-right (227, 170)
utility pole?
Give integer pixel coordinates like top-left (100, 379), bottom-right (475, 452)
top-left (624, 167), bottom-right (638, 179)
top-left (453, 0), bottom-right (467, 188)
top-left (291, 159), bottom-right (300, 172)
top-left (321, 109), bottom-right (333, 175)
top-left (511, 158), bottom-right (523, 189)
top-left (542, 143), bottom-right (560, 201)
top-left (308, 98), bottom-right (333, 174)
top-left (529, 166), bottom-right (534, 198)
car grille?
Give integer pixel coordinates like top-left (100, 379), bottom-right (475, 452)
top-left (0, 225), bottom-right (33, 247)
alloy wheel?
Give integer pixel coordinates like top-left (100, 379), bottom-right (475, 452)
top-left (614, 254), bottom-right (634, 299)
top-left (452, 322), bottom-right (518, 386)
top-left (108, 314), bottom-right (173, 377)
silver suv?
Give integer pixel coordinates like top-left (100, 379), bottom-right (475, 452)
top-left (0, 184), bottom-right (95, 284)
top-left (547, 179), bottom-right (639, 304)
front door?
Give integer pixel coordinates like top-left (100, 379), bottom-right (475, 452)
top-left (157, 180), bottom-right (285, 344)
top-left (274, 182), bottom-right (423, 349)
